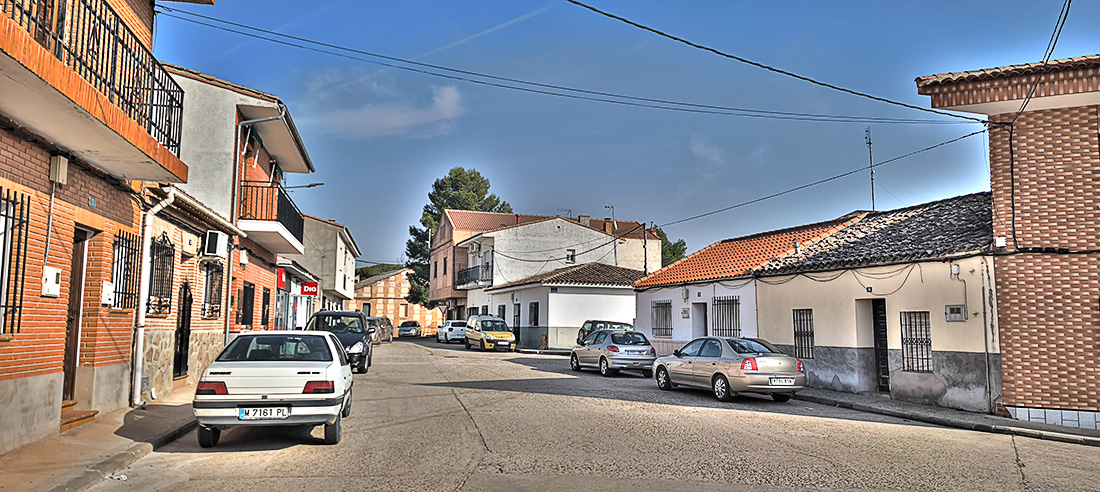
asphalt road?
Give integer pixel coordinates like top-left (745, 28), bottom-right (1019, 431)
top-left (90, 338), bottom-right (1100, 491)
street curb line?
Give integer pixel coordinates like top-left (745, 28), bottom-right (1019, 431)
top-left (47, 419), bottom-right (198, 492)
top-left (793, 393), bottom-right (1100, 447)
top-left (515, 349), bottom-right (570, 356)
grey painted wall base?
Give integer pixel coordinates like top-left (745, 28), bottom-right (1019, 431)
top-left (74, 363), bottom-right (130, 413)
top-left (776, 345), bottom-right (878, 394)
top-left (0, 372), bottom-right (62, 456)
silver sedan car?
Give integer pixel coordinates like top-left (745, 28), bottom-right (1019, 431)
top-left (653, 337), bottom-right (805, 402)
top-left (571, 330), bottom-right (656, 377)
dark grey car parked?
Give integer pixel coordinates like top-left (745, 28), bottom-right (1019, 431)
top-left (305, 311), bottom-right (376, 373)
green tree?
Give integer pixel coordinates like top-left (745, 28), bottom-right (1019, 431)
top-left (355, 264), bottom-right (403, 280)
top-left (405, 167), bottom-right (512, 306)
top-left (654, 227), bottom-right (687, 267)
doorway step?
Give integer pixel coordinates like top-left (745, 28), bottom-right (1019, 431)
top-left (60, 400), bottom-right (98, 432)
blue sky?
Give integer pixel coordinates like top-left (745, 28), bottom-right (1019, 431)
top-left (153, 1), bottom-right (1098, 265)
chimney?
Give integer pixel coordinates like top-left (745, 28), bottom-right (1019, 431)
top-left (603, 219), bottom-right (613, 235)
top-left (579, 215), bottom-right (591, 227)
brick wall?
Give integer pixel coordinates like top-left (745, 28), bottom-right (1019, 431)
top-left (0, 126), bottom-right (138, 382)
top-left (230, 237), bottom-right (277, 333)
top-left (988, 105), bottom-right (1100, 411)
top-left (354, 271), bottom-right (443, 336)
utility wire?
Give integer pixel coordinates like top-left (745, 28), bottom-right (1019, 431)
top-left (565, 0), bottom-right (988, 125)
top-left (658, 129), bottom-right (987, 228)
top-left (155, 7), bottom-right (970, 125)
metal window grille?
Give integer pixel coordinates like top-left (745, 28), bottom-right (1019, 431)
top-left (793, 308), bottom-right (815, 359)
top-left (201, 262), bottom-right (222, 318)
top-left (529, 302), bottom-right (539, 327)
top-left (711, 296), bottom-right (741, 337)
top-left (651, 300), bottom-right (672, 338)
top-left (147, 232), bottom-right (174, 315)
top-left (111, 231), bottom-right (139, 309)
top-left (900, 311), bottom-right (933, 372)
top-left (0, 189), bottom-right (29, 335)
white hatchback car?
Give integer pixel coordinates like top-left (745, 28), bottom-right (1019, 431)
top-left (436, 320), bottom-right (467, 343)
top-left (193, 331), bottom-right (353, 447)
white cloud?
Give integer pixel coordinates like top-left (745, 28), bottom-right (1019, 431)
top-left (690, 135), bottom-right (724, 179)
top-left (303, 85), bottom-right (464, 138)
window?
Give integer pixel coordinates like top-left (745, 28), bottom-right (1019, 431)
top-left (481, 305), bottom-right (488, 315)
top-left (434, 261), bottom-right (438, 279)
top-left (565, 249), bottom-right (576, 263)
top-left (900, 311), bottom-right (932, 372)
top-left (678, 338), bottom-right (704, 357)
top-left (443, 257), bottom-right (447, 275)
top-left (711, 296), bottom-right (740, 337)
top-left (793, 308), bottom-right (814, 359)
top-left (0, 189), bottom-right (29, 335)
top-left (261, 288), bottom-right (271, 327)
top-left (497, 305), bottom-right (506, 319)
top-left (111, 232), bottom-right (140, 309)
top-left (147, 233), bottom-right (175, 315)
top-left (651, 300), bottom-right (672, 338)
top-left (699, 339), bottom-right (722, 358)
top-left (594, 331), bottom-right (607, 344)
top-left (529, 302), bottom-right (539, 327)
top-left (403, 304), bottom-right (409, 317)
top-left (945, 305), bottom-right (965, 322)
top-left (202, 262), bottom-right (223, 318)
top-left (513, 303), bottom-right (520, 327)
top-left (238, 282), bottom-right (255, 327)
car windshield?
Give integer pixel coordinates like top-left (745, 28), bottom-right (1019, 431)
top-left (366, 319), bottom-right (380, 329)
top-left (308, 315), bottom-right (365, 334)
top-left (217, 335), bottom-right (332, 362)
top-left (611, 332), bottom-right (650, 345)
top-left (481, 320), bottom-right (509, 331)
top-left (725, 338), bottom-right (779, 354)
top-left (400, 321), bottom-right (418, 327)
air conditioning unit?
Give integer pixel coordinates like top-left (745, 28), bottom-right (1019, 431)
top-left (203, 230), bottom-right (229, 258)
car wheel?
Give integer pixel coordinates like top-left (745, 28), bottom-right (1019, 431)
top-left (480, 339), bottom-right (487, 350)
top-left (198, 426), bottom-right (219, 448)
top-left (772, 393), bottom-right (792, 403)
top-left (342, 391), bottom-right (352, 418)
top-left (599, 357), bottom-right (618, 377)
top-left (464, 339), bottom-right (471, 349)
top-left (357, 356), bottom-right (367, 374)
top-left (656, 366), bottom-right (672, 390)
top-left (713, 375), bottom-right (734, 402)
top-left (324, 416), bottom-right (342, 445)
top-left (570, 354), bottom-right (582, 372)
top-left (641, 369), bottom-right (653, 378)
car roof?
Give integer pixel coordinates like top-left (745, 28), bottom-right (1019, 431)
top-left (469, 315), bottom-right (505, 320)
top-left (235, 330), bottom-right (328, 338)
top-left (314, 311), bottom-right (363, 317)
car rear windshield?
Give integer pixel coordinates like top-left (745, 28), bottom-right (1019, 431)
top-left (611, 332), bottom-right (650, 345)
top-left (307, 315), bottom-right (365, 334)
top-left (725, 338), bottom-right (779, 354)
top-left (592, 321), bottom-right (633, 331)
top-left (449, 321), bottom-right (467, 327)
top-left (481, 320), bottom-right (509, 331)
top-left (217, 335), bottom-right (333, 362)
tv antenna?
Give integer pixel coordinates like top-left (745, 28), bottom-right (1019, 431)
top-left (557, 208), bottom-right (573, 218)
top-left (865, 127), bottom-right (876, 211)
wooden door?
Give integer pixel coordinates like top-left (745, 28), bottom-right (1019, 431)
top-left (63, 229), bottom-right (89, 401)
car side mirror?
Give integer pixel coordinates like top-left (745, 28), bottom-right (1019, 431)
top-left (367, 327), bottom-right (377, 335)
top-left (673, 349), bottom-right (682, 357)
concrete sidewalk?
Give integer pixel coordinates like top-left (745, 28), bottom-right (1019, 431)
top-left (793, 387), bottom-right (1100, 447)
top-left (0, 386), bottom-right (197, 492)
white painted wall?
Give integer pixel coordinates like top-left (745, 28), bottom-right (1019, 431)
top-left (634, 279), bottom-right (759, 343)
top-left (617, 237), bottom-right (662, 275)
top-left (548, 286), bottom-right (636, 327)
top-left (489, 218), bottom-right (621, 284)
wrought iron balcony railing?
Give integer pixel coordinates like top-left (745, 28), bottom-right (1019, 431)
top-left (238, 181), bottom-right (305, 243)
top-left (456, 263), bottom-right (492, 288)
top-left (2, 0), bottom-right (184, 154)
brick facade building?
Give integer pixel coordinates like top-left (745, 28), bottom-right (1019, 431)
top-left (354, 268), bottom-right (443, 337)
top-left (918, 55), bottom-right (1100, 428)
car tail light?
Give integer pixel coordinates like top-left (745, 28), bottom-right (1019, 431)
top-left (650, 347), bottom-right (656, 355)
top-left (741, 358), bottom-right (758, 371)
top-left (303, 381), bottom-right (335, 394)
top-left (797, 360), bottom-right (803, 372)
top-left (448, 327), bottom-right (453, 332)
top-left (607, 345), bottom-right (619, 352)
top-left (196, 382), bottom-right (227, 395)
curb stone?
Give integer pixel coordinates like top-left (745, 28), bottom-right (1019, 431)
top-left (48, 419), bottom-right (197, 492)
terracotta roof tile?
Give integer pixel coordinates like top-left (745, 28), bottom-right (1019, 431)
top-left (915, 54), bottom-right (1100, 87)
top-left (635, 215), bottom-right (860, 289)
top-left (488, 262), bottom-right (645, 291)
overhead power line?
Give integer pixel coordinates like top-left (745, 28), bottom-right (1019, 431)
top-left (564, 0), bottom-right (989, 125)
top-left (155, 7), bottom-right (970, 125)
top-left (658, 129), bottom-right (988, 228)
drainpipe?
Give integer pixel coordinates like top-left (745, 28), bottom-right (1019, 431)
top-left (981, 257), bottom-right (993, 414)
top-left (226, 104), bottom-right (288, 344)
top-left (132, 186), bottom-right (176, 407)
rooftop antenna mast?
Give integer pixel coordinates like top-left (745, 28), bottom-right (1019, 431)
top-left (605, 203), bottom-right (616, 230)
top-left (557, 208), bottom-right (573, 218)
top-left (865, 126), bottom-right (876, 211)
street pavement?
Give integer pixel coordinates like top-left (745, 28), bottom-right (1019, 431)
top-left (60, 339), bottom-right (1100, 491)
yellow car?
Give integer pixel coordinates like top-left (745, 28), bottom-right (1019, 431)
top-left (464, 315), bottom-right (516, 351)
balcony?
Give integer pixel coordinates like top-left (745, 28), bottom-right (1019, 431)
top-left (456, 263), bottom-right (492, 290)
top-left (237, 181), bottom-right (305, 255)
top-left (0, 0), bottom-right (187, 182)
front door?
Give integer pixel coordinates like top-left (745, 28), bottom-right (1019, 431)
top-left (63, 229), bottom-right (90, 401)
top-left (691, 302), bottom-right (708, 338)
top-left (173, 283), bottom-right (193, 378)
top-left (872, 298), bottom-right (890, 392)
top-left (239, 281), bottom-right (255, 329)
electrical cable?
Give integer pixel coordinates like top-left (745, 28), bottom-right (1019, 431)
top-left (155, 7), bottom-right (971, 126)
top-left (564, 0), bottom-right (987, 124)
top-left (658, 129), bottom-right (987, 228)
